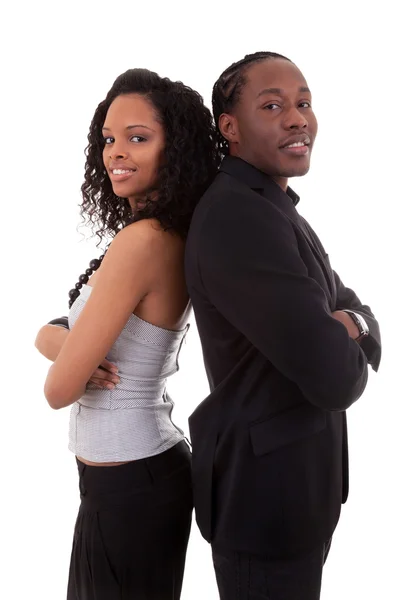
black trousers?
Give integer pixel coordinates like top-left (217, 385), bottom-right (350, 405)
top-left (67, 441), bottom-right (193, 600)
top-left (212, 538), bottom-right (332, 600)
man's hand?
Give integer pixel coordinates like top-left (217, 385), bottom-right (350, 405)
top-left (332, 310), bottom-right (359, 340)
top-left (88, 359), bottom-right (120, 390)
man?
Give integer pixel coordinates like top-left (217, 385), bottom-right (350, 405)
top-left (185, 52), bottom-right (381, 599)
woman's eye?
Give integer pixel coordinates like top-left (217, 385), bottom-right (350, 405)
top-left (130, 135), bottom-right (146, 143)
top-left (103, 136), bottom-right (114, 145)
top-left (299, 101), bottom-right (311, 108)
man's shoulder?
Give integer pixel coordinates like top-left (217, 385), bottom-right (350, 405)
top-left (202, 170), bottom-right (249, 199)
top-left (194, 170), bottom-right (293, 226)
top-left (193, 172), bottom-right (233, 210)
top-left (189, 174), bottom-right (245, 239)
top-left (193, 171), bottom-right (263, 222)
top-left (187, 175), bottom-right (291, 256)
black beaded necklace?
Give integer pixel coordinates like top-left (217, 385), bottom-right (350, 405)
top-left (69, 211), bottom-right (135, 308)
top-left (68, 253), bottom-right (106, 308)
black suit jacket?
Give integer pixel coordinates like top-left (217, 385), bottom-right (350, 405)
top-left (185, 157), bottom-right (381, 557)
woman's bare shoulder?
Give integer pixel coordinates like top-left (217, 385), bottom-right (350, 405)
top-left (113, 219), bottom-right (184, 256)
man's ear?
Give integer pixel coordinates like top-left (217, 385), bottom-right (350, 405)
top-left (219, 113), bottom-right (239, 145)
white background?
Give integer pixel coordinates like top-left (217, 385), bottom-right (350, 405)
top-left (1, 1), bottom-right (399, 598)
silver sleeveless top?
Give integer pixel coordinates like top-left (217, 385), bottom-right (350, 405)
top-left (67, 284), bottom-right (189, 462)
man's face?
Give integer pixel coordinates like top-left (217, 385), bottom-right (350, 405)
top-left (220, 59), bottom-right (318, 188)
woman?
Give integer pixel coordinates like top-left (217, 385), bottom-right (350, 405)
top-left (35, 68), bottom-right (219, 599)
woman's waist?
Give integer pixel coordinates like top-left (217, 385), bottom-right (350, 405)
top-left (105, 357), bottom-right (180, 380)
top-left (68, 406), bottom-right (186, 464)
top-left (79, 382), bottom-right (169, 409)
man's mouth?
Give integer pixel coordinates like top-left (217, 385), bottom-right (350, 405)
top-left (284, 141), bottom-right (308, 149)
top-left (281, 135), bottom-right (311, 149)
top-left (280, 135), bottom-right (311, 156)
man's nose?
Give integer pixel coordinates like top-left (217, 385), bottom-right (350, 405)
top-left (283, 106), bottom-right (308, 130)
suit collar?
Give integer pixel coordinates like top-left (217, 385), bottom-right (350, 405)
top-left (220, 156), bottom-right (300, 209)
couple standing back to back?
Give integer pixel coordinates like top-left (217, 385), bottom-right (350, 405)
top-left (36, 52), bottom-right (381, 600)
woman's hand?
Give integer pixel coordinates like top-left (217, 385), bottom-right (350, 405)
top-left (88, 359), bottom-right (120, 390)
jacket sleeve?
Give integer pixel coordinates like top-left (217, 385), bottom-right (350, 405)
top-left (198, 191), bottom-right (369, 412)
top-left (333, 271), bottom-right (381, 372)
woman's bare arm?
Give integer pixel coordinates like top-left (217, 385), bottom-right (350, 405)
top-left (35, 325), bottom-right (119, 390)
top-left (44, 219), bottom-right (167, 410)
top-left (35, 325), bottom-right (69, 362)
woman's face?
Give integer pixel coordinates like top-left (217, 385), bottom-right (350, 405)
top-left (102, 93), bottom-right (165, 209)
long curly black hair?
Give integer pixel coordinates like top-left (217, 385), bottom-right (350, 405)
top-left (80, 68), bottom-right (220, 242)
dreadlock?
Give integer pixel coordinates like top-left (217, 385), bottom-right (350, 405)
top-left (212, 51), bottom-right (292, 155)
